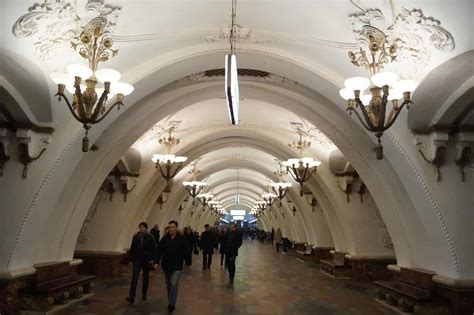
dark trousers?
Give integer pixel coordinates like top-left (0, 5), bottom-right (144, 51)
top-left (227, 255), bottom-right (236, 280)
top-left (203, 252), bottom-right (212, 268)
top-left (129, 260), bottom-right (149, 299)
top-left (220, 252), bottom-right (227, 267)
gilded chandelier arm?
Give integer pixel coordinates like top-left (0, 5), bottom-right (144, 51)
top-left (347, 107), bottom-right (372, 131)
top-left (286, 167), bottom-right (299, 182)
top-left (90, 91), bottom-right (110, 122)
top-left (155, 161), bottom-right (167, 180)
top-left (381, 100), bottom-right (411, 131)
top-left (377, 93), bottom-right (389, 129)
top-left (306, 167), bottom-right (317, 181)
top-left (55, 92), bottom-right (83, 122)
top-left (169, 164), bottom-right (183, 180)
top-left (75, 86), bottom-right (87, 119)
top-left (354, 98), bottom-right (376, 130)
top-left (93, 100), bottom-right (124, 124)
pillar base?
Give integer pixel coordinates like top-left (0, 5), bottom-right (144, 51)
top-left (346, 255), bottom-right (396, 281)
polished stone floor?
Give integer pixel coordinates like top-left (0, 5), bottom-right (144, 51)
top-left (59, 241), bottom-right (395, 315)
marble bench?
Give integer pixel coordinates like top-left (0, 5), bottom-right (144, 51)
top-left (19, 262), bottom-right (95, 314)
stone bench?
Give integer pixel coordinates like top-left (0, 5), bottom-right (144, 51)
top-left (374, 267), bottom-right (450, 314)
top-left (296, 244), bottom-right (315, 262)
top-left (19, 262), bottom-right (95, 313)
top-left (375, 280), bottom-right (448, 313)
top-left (320, 259), bottom-right (352, 278)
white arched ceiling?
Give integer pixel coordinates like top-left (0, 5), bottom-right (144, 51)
top-left (1, 0), bottom-right (473, 282)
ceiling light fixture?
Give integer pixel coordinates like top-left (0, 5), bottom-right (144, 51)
top-left (151, 122), bottom-right (187, 182)
top-left (197, 192), bottom-right (214, 208)
top-left (225, 0), bottom-right (239, 125)
top-left (270, 161), bottom-right (293, 206)
top-left (339, 25), bottom-right (419, 159)
top-left (183, 161), bottom-right (206, 205)
top-left (283, 129), bottom-right (320, 196)
top-left (50, 17), bottom-right (133, 152)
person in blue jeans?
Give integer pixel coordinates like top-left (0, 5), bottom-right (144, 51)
top-left (225, 223), bottom-right (243, 284)
top-left (154, 220), bottom-right (191, 313)
top-left (126, 222), bottom-right (156, 304)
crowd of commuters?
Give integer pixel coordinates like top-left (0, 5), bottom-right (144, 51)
top-left (126, 221), bottom-right (243, 312)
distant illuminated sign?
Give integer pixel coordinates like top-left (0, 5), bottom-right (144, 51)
top-left (232, 215), bottom-right (245, 221)
top-left (230, 210), bottom-right (246, 216)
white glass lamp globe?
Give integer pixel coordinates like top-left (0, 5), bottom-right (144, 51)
top-left (371, 72), bottom-right (399, 88)
top-left (387, 89), bottom-right (404, 101)
top-left (111, 82), bottom-right (134, 96)
top-left (50, 72), bottom-right (72, 85)
top-left (344, 76), bottom-right (371, 91)
top-left (394, 79), bottom-right (419, 93)
top-left (339, 87), bottom-right (354, 100)
top-left (360, 94), bottom-right (372, 105)
top-left (95, 69), bottom-right (121, 83)
top-left (67, 64), bottom-right (93, 79)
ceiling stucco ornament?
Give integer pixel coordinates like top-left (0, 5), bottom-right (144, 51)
top-left (264, 73), bottom-right (298, 86)
top-left (349, 7), bottom-right (455, 77)
top-left (135, 123), bottom-right (165, 145)
top-left (368, 193), bottom-right (394, 250)
top-left (77, 190), bottom-right (107, 244)
top-left (290, 122), bottom-right (337, 152)
top-left (12, 0), bottom-right (121, 61)
top-left (201, 24), bottom-right (270, 44)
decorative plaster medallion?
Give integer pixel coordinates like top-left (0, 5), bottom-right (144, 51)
top-left (368, 193), bottom-right (394, 250)
top-left (349, 7), bottom-right (455, 77)
top-left (290, 122), bottom-right (337, 151)
top-left (201, 24), bottom-right (271, 44)
top-left (77, 190), bottom-right (107, 244)
top-left (12, 0), bottom-right (121, 61)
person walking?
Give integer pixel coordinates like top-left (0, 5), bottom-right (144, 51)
top-left (218, 227), bottom-right (229, 268)
top-left (274, 228), bottom-right (283, 252)
top-left (200, 224), bottom-right (217, 270)
top-left (154, 220), bottom-right (191, 313)
top-left (150, 224), bottom-right (160, 244)
top-left (225, 223), bottom-right (243, 284)
top-left (183, 226), bottom-right (194, 264)
top-left (126, 222), bottom-right (156, 304)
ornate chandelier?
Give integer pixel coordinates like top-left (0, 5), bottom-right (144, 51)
top-left (197, 192), bottom-right (214, 208)
top-left (282, 130), bottom-right (320, 196)
top-left (261, 190), bottom-right (277, 210)
top-left (50, 17), bottom-right (134, 152)
top-left (256, 200), bottom-right (267, 212)
top-left (182, 162), bottom-right (206, 205)
top-left (339, 25), bottom-right (419, 159)
top-left (209, 200), bottom-right (221, 211)
top-left (270, 161), bottom-right (292, 207)
top-left (151, 123), bottom-right (187, 182)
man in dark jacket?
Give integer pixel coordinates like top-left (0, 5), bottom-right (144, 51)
top-left (150, 224), bottom-right (160, 244)
top-left (200, 224), bottom-right (218, 270)
top-left (154, 220), bottom-right (191, 313)
top-left (226, 223), bottom-right (243, 283)
top-left (126, 222), bottom-right (156, 304)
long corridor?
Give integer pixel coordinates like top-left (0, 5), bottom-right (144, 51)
top-left (59, 241), bottom-right (395, 315)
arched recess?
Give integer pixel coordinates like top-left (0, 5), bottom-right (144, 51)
top-left (0, 78), bottom-right (412, 276)
top-left (3, 47), bottom-right (468, 280)
top-left (0, 48), bottom-right (53, 125)
top-left (409, 51), bottom-right (474, 130)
